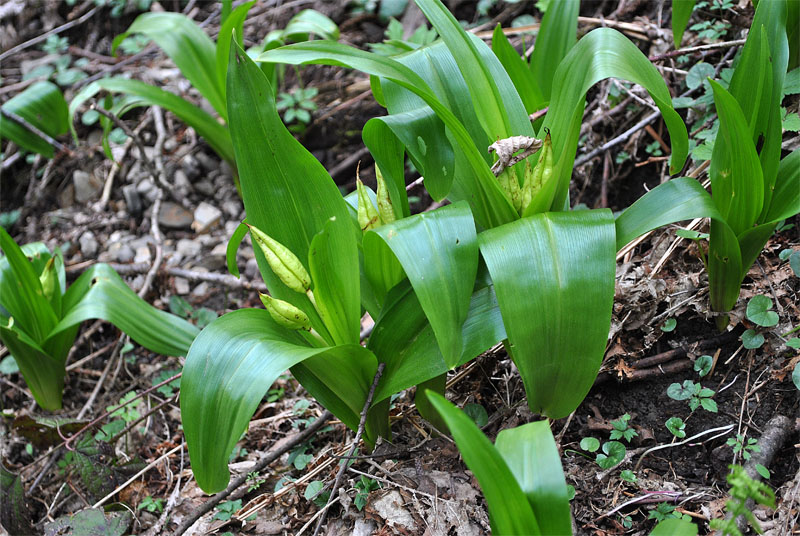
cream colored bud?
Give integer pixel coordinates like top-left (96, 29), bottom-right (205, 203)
top-left (39, 257), bottom-right (56, 301)
top-left (248, 224), bottom-right (311, 293)
top-left (260, 293), bottom-right (311, 330)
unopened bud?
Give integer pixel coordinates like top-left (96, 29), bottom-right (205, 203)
top-left (39, 257), bottom-right (56, 301)
top-left (248, 224), bottom-right (310, 293)
top-left (375, 165), bottom-right (396, 225)
top-left (260, 293), bottom-right (311, 330)
top-left (520, 131), bottom-right (553, 215)
top-left (356, 178), bottom-right (381, 232)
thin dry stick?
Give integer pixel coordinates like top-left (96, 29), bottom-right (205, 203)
top-left (171, 410), bottom-right (333, 536)
top-left (92, 444), bottom-right (183, 508)
top-left (143, 443), bottom-right (185, 536)
top-left (311, 363), bottom-right (386, 536)
top-left (0, 5), bottom-right (99, 62)
top-left (96, 111), bottom-right (153, 212)
top-left (649, 39), bottom-right (747, 62)
top-left (634, 424), bottom-right (735, 472)
top-left (75, 335), bottom-right (122, 420)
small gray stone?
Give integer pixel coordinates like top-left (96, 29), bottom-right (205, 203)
top-left (192, 202), bottom-right (222, 233)
top-left (164, 138), bottom-right (178, 152)
top-left (191, 282), bottom-right (210, 297)
top-left (134, 246), bottom-right (151, 264)
top-left (158, 202), bottom-right (193, 229)
top-left (194, 179), bottom-right (215, 197)
top-left (222, 199), bottom-right (242, 218)
top-left (174, 277), bottom-right (190, 295)
top-left (136, 179), bottom-right (154, 195)
top-left (79, 231), bottom-right (98, 258)
top-left (73, 170), bottom-right (103, 203)
top-left (176, 238), bottom-right (201, 258)
top-left (173, 169), bottom-right (190, 189)
top-left (195, 151), bottom-right (217, 171)
top-left (182, 154), bottom-right (201, 179)
top-left (122, 184), bottom-right (142, 215)
top-left (109, 242), bottom-right (135, 263)
top-left (245, 257), bottom-right (260, 279)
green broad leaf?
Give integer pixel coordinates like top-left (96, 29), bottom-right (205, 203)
top-left (686, 62), bottom-right (714, 91)
top-left (0, 355), bottom-right (19, 374)
top-left (361, 121), bottom-right (409, 219)
top-left (258, 41), bottom-right (518, 229)
top-left (112, 12), bottom-right (225, 118)
top-left (700, 397), bottom-right (718, 413)
top-left (792, 363), bottom-right (800, 390)
top-left (694, 355), bottom-right (713, 377)
top-left (283, 9), bottom-right (339, 42)
top-left (495, 420), bottom-right (572, 536)
top-left (52, 263), bottom-right (198, 357)
top-left (650, 517), bottom-right (698, 536)
top-left (764, 148), bottom-right (800, 225)
top-left (667, 380), bottom-right (694, 401)
top-left (0, 227), bottom-right (59, 341)
top-left (415, 373), bottom-right (449, 432)
top-left (308, 217), bottom-right (360, 346)
top-left (226, 222), bottom-right (248, 278)
top-left (215, 1), bottom-right (256, 95)
top-left (415, 0), bottom-right (529, 142)
top-left (425, 391), bottom-right (541, 534)
top-left (182, 308), bottom-right (376, 493)
top-left (787, 338), bottom-right (800, 350)
top-left (620, 470), bottom-right (637, 483)
top-left (463, 403), bottom-right (488, 428)
top-left (0, 81), bottom-right (68, 158)
top-left (491, 25), bottom-right (544, 114)
top-left (527, 0), bottom-right (579, 106)
top-left (755, 464), bottom-right (771, 479)
top-left (672, 0), bottom-right (697, 48)
top-left (596, 441), bottom-right (626, 469)
top-left (746, 295), bottom-right (779, 327)
top-left (542, 28), bottom-right (688, 211)
top-left (665, 417), bottom-right (686, 438)
top-left (69, 78), bottom-right (234, 166)
top-left (707, 217), bottom-right (744, 314)
top-left (708, 79), bottom-right (764, 235)
top-left (368, 275), bottom-right (507, 404)
top-left (580, 437), bottom-right (600, 452)
top-left (675, 229), bottom-right (709, 240)
top-left (661, 318), bottom-right (677, 332)
top-left (742, 329), bottom-right (765, 349)
top-left (227, 39), bottom-right (355, 338)
top-left (478, 210), bottom-right (615, 418)
top-left (365, 202), bottom-right (477, 367)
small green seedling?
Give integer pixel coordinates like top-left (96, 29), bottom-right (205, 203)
top-left (610, 413), bottom-right (638, 443)
top-left (246, 471), bottom-right (265, 492)
top-left (742, 295), bottom-right (779, 349)
top-left (727, 434), bottom-right (760, 461)
top-left (463, 403), bottom-right (489, 427)
top-left (667, 380), bottom-right (717, 413)
top-left (304, 480), bottom-right (330, 507)
top-left (710, 464), bottom-right (774, 536)
top-left (620, 470), bottom-right (637, 483)
top-left (213, 499), bottom-right (245, 521)
top-left (694, 355), bottom-right (713, 377)
top-left (779, 248), bottom-right (800, 276)
top-left (580, 437), bottom-right (600, 452)
top-left (665, 417), bottom-right (687, 439)
top-left (277, 87), bottom-right (318, 127)
top-left (596, 441), bottom-right (626, 469)
top-left (354, 475), bottom-right (380, 511)
top-left (661, 318), bottom-right (677, 332)
top-left (649, 501), bottom-right (692, 523)
top-left (168, 295), bottom-right (218, 329)
top-left (138, 496), bottom-right (164, 513)
top-left (675, 228), bottom-right (710, 266)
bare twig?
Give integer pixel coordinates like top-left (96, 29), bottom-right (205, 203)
top-left (142, 443), bottom-right (185, 536)
top-left (649, 39), bottom-right (747, 62)
top-left (171, 410), bottom-right (333, 536)
top-left (312, 363), bottom-right (386, 536)
top-left (634, 424), bottom-right (735, 472)
top-left (0, 5), bottom-right (99, 62)
top-left (95, 111), bottom-right (153, 212)
top-left (92, 444), bottom-right (183, 508)
top-left (75, 335), bottom-right (123, 421)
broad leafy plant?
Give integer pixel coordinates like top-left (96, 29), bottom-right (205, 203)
top-left (0, 81), bottom-right (69, 158)
top-left (616, 0), bottom-right (799, 326)
top-left (181, 0), bottom-right (694, 494)
top-left (0, 228), bottom-right (198, 410)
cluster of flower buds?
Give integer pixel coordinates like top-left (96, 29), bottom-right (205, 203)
top-left (357, 163), bottom-right (396, 232)
top-left (489, 131), bottom-right (553, 216)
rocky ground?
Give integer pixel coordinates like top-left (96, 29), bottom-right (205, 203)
top-left (1, 1), bottom-right (799, 535)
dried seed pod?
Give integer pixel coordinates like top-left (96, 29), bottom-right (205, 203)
top-left (488, 135), bottom-right (543, 176)
top-left (520, 131), bottom-right (553, 215)
top-left (260, 293), bottom-right (311, 331)
top-left (248, 224), bottom-right (311, 293)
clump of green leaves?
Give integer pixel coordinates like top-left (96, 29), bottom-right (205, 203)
top-left (710, 464), bottom-right (775, 536)
top-left (742, 295), bottom-right (779, 349)
top-left (354, 476), bottom-right (380, 511)
top-left (168, 295), bottom-right (218, 329)
top-left (666, 417), bottom-right (687, 439)
top-left (213, 499), bottom-right (242, 521)
top-left (610, 413), bottom-right (638, 443)
top-left (277, 87), bottom-right (318, 127)
top-left (667, 380), bottom-right (717, 413)
top-left (649, 501), bottom-right (692, 523)
top-left (726, 434), bottom-right (760, 461)
top-left (138, 496), bottom-right (164, 513)
top-left (304, 480), bottom-right (330, 507)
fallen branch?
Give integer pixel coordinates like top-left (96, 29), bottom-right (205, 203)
top-left (311, 363), bottom-right (386, 536)
top-left (170, 410), bottom-right (333, 536)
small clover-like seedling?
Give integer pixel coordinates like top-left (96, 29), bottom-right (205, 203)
top-left (609, 413), bottom-right (638, 443)
top-left (727, 434), bottom-right (760, 461)
top-left (463, 403), bottom-right (489, 428)
top-left (661, 318), bottom-right (677, 332)
top-left (746, 295), bottom-right (779, 327)
top-left (694, 354), bottom-right (713, 377)
top-left (138, 496), bottom-right (164, 513)
top-left (620, 470), bottom-right (637, 483)
top-left (667, 380), bottom-right (717, 413)
top-left (779, 248), bottom-right (800, 276)
top-left (787, 338), bottom-right (800, 350)
top-left (304, 480), bottom-right (330, 507)
top-left (596, 441), bottom-right (626, 469)
top-left (580, 437), bottom-right (600, 452)
top-left (742, 329), bottom-right (765, 349)
top-left (666, 417), bottom-right (687, 439)
top-left (793, 363), bottom-right (800, 391)
top-left (354, 476), bottom-right (380, 511)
